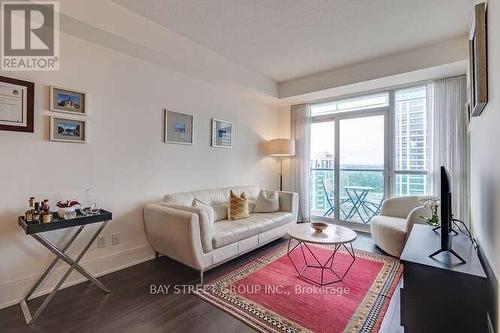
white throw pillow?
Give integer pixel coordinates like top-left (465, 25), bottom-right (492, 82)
top-left (192, 199), bottom-right (214, 224)
top-left (254, 190), bottom-right (280, 213)
top-left (248, 199), bottom-right (256, 213)
top-left (211, 201), bottom-right (228, 221)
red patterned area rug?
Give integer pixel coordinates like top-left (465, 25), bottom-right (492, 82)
top-left (195, 243), bottom-right (402, 333)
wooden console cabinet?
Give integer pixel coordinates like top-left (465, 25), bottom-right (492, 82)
top-left (400, 224), bottom-right (488, 332)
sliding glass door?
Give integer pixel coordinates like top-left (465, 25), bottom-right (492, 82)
top-left (339, 114), bottom-right (386, 225)
top-left (309, 94), bottom-right (389, 230)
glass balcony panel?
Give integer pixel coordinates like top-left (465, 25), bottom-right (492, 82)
top-left (310, 168), bottom-right (385, 224)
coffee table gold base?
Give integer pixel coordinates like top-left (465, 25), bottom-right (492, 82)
top-left (287, 238), bottom-right (356, 286)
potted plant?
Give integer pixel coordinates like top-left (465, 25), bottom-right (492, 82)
top-left (56, 200), bottom-right (80, 219)
top-left (420, 198), bottom-right (440, 226)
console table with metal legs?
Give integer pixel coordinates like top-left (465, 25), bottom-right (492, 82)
top-left (17, 210), bottom-right (112, 325)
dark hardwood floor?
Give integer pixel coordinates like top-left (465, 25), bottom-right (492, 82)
top-left (0, 233), bottom-right (399, 333)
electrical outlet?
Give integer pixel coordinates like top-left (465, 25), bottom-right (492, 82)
top-left (111, 233), bottom-right (120, 245)
top-left (98, 235), bottom-right (106, 248)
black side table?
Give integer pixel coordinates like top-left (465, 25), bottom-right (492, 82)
top-left (18, 210), bottom-right (112, 324)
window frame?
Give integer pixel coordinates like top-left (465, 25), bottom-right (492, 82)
top-left (310, 82), bottom-right (434, 202)
top-left (391, 85), bottom-right (432, 196)
top-left (310, 103), bottom-right (390, 232)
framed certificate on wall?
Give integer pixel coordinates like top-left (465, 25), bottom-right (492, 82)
top-left (0, 76), bottom-right (34, 133)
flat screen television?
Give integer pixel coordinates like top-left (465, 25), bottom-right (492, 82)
top-left (440, 166), bottom-right (452, 250)
top-left (429, 166), bottom-right (466, 263)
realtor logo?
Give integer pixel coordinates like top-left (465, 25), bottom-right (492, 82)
top-left (1, 1), bottom-right (60, 71)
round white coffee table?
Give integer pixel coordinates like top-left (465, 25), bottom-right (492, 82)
top-left (286, 223), bottom-right (357, 286)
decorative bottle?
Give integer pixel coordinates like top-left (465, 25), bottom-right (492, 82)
top-left (25, 197), bottom-right (35, 223)
top-left (42, 199), bottom-right (53, 223)
top-left (32, 202), bottom-right (41, 223)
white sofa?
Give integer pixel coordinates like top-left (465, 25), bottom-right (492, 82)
top-left (370, 196), bottom-right (431, 257)
top-left (144, 185), bottom-right (298, 280)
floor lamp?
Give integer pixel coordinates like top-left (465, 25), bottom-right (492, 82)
top-left (267, 139), bottom-right (295, 191)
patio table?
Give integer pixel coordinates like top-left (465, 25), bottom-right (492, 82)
top-left (343, 186), bottom-right (374, 223)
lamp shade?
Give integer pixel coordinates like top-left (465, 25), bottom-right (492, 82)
top-left (267, 139), bottom-right (295, 156)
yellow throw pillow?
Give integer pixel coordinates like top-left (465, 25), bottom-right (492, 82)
top-left (228, 190), bottom-right (250, 220)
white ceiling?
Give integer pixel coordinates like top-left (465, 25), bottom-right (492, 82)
top-left (113, 0), bottom-right (473, 82)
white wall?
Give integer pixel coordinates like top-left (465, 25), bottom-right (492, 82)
top-left (0, 30), bottom-right (283, 308)
top-left (469, 0), bottom-right (500, 329)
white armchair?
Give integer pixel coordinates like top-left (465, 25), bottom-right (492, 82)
top-left (370, 196), bottom-right (431, 257)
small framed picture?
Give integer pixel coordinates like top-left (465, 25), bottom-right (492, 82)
top-left (49, 116), bottom-right (87, 143)
top-left (164, 109), bottom-right (193, 145)
top-left (50, 86), bottom-right (87, 115)
top-left (211, 118), bottom-right (232, 148)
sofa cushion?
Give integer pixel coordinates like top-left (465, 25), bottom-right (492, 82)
top-left (248, 199), bottom-right (256, 213)
top-left (212, 201), bottom-right (228, 221)
top-left (212, 212), bottom-right (294, 248)
top-left (254, 190), bottom-right (280, 213)
top-left (245, 212), bottom-right (294, 233)
top-left (228, 191), bottom-right (250, 220)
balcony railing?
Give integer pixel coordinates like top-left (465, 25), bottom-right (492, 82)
top-left (310, 167), bottom-right (384, 224)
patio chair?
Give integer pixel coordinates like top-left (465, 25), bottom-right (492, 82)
top-left (362, 195), bottom-right (384, 220)
top-left (321, 179), bottom-right (335, 216)
top-left (321, 179), bottom-right (348, 217)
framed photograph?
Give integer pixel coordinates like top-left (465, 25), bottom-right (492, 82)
top-left (211, 118), bottom-right (232, 148)
top-left (469, 2), bottom-right (488, 117)
top-left (0, 75), bottom-right (34, 132)
top-left (50, 86), bottom-right (87, 115)
top-left (164, 109), bottom-right (193, 145)
top-left (49, 116), bottom-right (87, 143)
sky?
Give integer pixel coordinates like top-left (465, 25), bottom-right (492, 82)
top-left (311, 115), bottom-right (384, 166)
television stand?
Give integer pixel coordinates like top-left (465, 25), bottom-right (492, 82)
top-left (400, 224), bottom-right (488, 332)
top-left (429, 247), bottom-right (466, 264)
top-left (429, 226), bottom-right (466, 263)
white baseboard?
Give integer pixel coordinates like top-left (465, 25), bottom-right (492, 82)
top-left (0, 244), bottom-right (155, 310)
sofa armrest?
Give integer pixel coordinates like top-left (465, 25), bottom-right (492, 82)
top-left (380, 196), bottom-right (421, 218)
top-left (158, 202), bottom-right (213, 252)
top-left (279, 191), bottom-right (298, 222)
top-left (405, 205), bottom-right (431, 236)
top-left (143, 203), bottom-right (209, 270)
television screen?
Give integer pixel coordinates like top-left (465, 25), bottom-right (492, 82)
top-left (440, 166), bottom-right (452, 250)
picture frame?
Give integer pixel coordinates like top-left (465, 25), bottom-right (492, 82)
top-left (468, 2), bottom-right (488, 117)
top-left (49, 116), bottom-right (87, 143)
top-left (0, 75), bottom-right (34, 133)
top-left (164, 109), bottom-right (194, 145)
top-left (50, 86), bottom-right (87, 115)
top-left (211, 118), bottom-right (232, 148)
